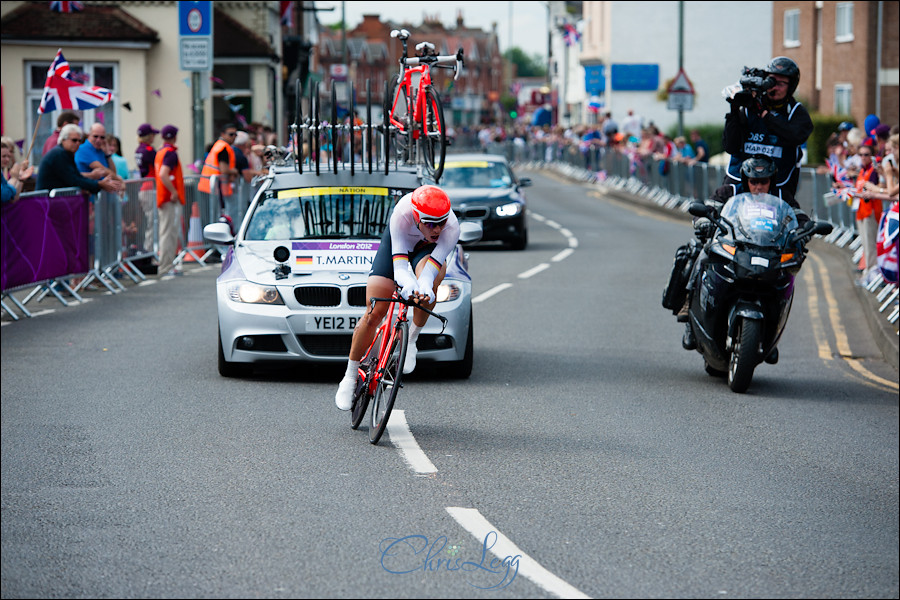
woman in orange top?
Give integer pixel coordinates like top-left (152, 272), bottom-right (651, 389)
top-left (854, 145), bottom-right (883, 282)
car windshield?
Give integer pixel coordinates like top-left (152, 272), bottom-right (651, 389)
top-left (244, 186), bottom-right (407, 241)
top-left (441, 160), bottom-right (513, 189)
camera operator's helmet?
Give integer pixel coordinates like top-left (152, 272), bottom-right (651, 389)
top-left (411, 185), bottom-right (451, 224)
top-left (740, 156), bottom-right (778, 191)
top-left (766, 56), bottom-right (800, 97)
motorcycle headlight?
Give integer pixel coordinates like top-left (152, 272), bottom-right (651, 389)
top-left (436, 282), bottom-right (461, 303)
top-left (495, 202), bottom-right (522, 217)
top-left (227, 282), bottom-right (284, 305)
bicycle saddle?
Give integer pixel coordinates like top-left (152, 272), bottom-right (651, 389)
top-left (390, 29), bottom-right (410, 40)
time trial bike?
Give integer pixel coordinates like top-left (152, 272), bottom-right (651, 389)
top-left (386, 28), bottom-right (464, 182)
top-left (350, 288), bottom-right (448, 445)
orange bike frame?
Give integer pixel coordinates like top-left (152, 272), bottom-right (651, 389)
top-left (360, 292), bottom-right (408, 396)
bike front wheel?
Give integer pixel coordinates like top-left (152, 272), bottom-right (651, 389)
top-left (350, 357), bottom-right (374, 430)
top-left (387, 74), bottom-right (413, 164)
top-left (369, 320), bottom-right (408, 444)
top-left (420, 87), bottom-right (447, 182)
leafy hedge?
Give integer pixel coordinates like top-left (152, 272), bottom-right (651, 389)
top-left (806, 113), bottom-right (854, 166)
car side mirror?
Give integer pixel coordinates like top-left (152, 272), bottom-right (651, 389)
top-left (518, 177), bottom-right (533, 187)
top-left (203, 222), bottom-right (235, 245)
top-left (458, 221), bottom-right (483, 245)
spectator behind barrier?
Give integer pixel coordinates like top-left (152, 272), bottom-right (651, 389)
top-left (688, 130), bottom-right (710, 165)
top-left (2, 136), bottom-right (34, 203)
top-left (36, 123), bottom-right (123, 195)
top-left (41, 110), bottom-right (81, 158)
top-left (76, 123), bottom-right (120, 183)
top-left (106, 134), bottom-right (130, 181)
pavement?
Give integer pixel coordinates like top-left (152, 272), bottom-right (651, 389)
top-left (531, 163), bottom-right (899, 373)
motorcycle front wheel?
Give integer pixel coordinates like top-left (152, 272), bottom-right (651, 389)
top-left (728, 318), bottom-right (762, 393)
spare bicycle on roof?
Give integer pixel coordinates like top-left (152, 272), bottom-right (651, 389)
top-left (385, 28), bottom-right (464, 182)
top-left (281, 30), bottom-right (463, 184)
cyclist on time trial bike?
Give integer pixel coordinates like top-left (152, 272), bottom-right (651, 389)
top-left (335, 185), bottom-right (460, 410)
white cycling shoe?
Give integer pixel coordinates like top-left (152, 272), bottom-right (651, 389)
top-left (403, 343), bottom-right (417, 374)
top-left (335, 377), bottom-right (356, 411)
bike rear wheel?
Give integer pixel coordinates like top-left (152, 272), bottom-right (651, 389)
top-left (369, 320), bottom-right (408, 444)
top-left (420, 87), bottom-right (447, 181)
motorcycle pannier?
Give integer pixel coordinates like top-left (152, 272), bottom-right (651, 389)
top-left (662, 243), bottom-right (697, 312)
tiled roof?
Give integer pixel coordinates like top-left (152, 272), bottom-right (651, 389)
top-left (1, 1), bottom-right (158, 43)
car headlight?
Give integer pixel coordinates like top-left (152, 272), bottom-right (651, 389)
top-left (495, 202), bottom-right (523, 217)
top-left (436, 282), bottom-right (461, 303)
top-left (226, 282), bottom-right (285, 305)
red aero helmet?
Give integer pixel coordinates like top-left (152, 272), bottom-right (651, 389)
top-left (411, 185), bottom-right (451, 223)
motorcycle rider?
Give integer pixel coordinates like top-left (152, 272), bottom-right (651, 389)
top-left (723, 57), bottom-right (813, 199)
top-left (677, 156), bottom-right (805, 354)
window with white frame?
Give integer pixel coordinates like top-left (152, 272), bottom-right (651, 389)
top-left (784, 9), bottom-right (800, 48)
top-left (834, 84), bottom-right (852, 114)
top-left (25, 60), bottom-right (118, 164)
top-left (836, 2), bottom-right (854, 42)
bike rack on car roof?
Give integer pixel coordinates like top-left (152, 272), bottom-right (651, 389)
top-left (286, 78), bottom-right (428, 181)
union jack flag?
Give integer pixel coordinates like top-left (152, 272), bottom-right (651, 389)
top-left (826, 157), bottom-right (855, 201)
top-left (876, 201), bottom-right (899, 283)
top-left (563, 24), bottom-right (581, 47)
top-left (280, 1), bottom-right (293, 26)
top-left (49, 1), bottom-right (83, 12)
top-left (38, 49), bottom-right (113, 114)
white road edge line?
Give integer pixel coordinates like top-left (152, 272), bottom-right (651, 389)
top-left (518, 263), bottom-right (550, 279)
top-left (445, 507), bottom-right (592, 599)
top-left (473, 283), bottom-right (513, 304)
top-left (386, 410), bottom-right (437, 474)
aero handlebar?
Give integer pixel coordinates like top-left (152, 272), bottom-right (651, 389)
top-left (401, 51), bottom-right (465, 80)
top-left (370, 295), bottom-right (449, 330)
top-left (391, 28), bottom-right (465, 81)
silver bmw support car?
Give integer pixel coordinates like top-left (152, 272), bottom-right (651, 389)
top-left (204, 166), bottom-right (481, 378)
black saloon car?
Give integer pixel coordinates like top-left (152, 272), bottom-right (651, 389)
top-left (441, 153), bottom-right (531, 250)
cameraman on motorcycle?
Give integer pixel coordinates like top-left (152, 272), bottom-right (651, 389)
top-left (723, 57), bottom-right (813, 201)
top-left (670, 156), bottom-right (807, 353)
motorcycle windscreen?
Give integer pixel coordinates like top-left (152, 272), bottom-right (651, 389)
top-left (719, 193), bottom-right (798, 246)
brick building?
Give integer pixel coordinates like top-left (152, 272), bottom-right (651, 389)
top-left (772, 1), bottom-right (898, 128)
top-left (313, 12), bottom-right (504, 126)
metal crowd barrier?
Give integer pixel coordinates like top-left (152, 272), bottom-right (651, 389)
top-left (479, 137), bottom-right (896, 335)
top-left (1, 172), bottom-right (258, 320)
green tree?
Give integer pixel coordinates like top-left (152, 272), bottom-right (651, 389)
top-left (503, 47), bottom-right (546, 78)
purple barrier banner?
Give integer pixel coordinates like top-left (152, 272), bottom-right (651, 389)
top-left (1, 192), bottom-right (90, 291)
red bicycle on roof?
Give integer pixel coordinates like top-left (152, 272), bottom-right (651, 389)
top-left (386, 28), bottom-right (464, 182)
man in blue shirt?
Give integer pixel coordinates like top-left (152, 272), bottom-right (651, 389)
top-left (689, 130), bottom-right (710, 164)
top-left (75, 123), bottom-right (120, 184)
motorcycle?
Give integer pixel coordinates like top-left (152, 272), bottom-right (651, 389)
top-left (683, 192), bottom-right (832, 393)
